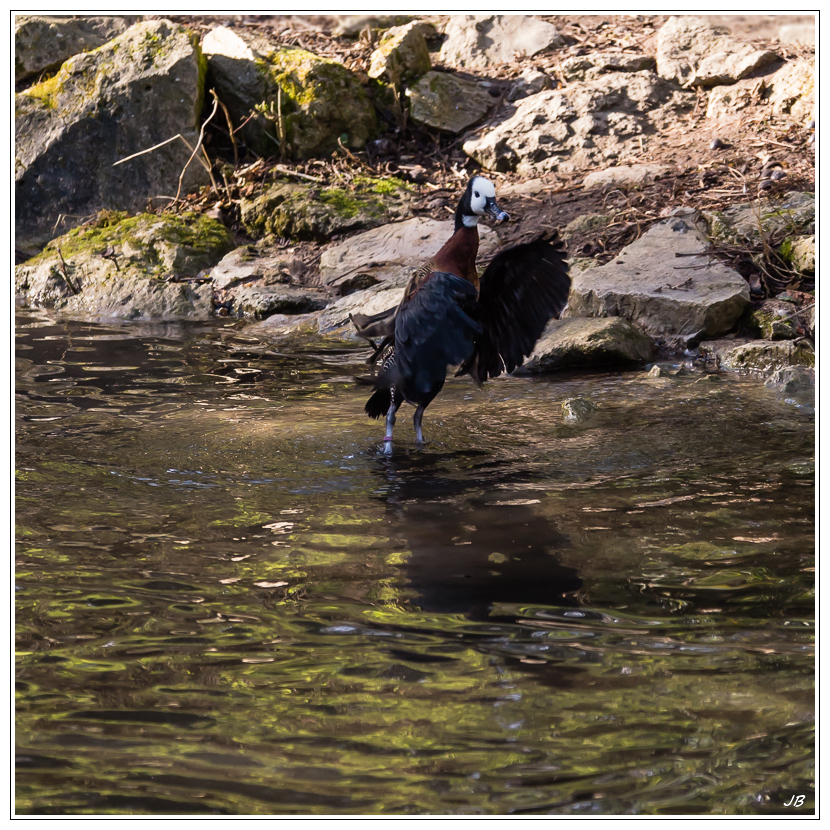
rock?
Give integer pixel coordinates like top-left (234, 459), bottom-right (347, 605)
top-left (368, 22), bottom-right (431, 86)
top-left (780, 235), bottom-right (815, 275)
top-left (407, 72), bottom-right (496, 134)
top-left (705, 191), bottom-right (814, 247)
top-left (706, 76), bottom-right (765, 118)
top-left (15, 211), bottom-right (235, 321)
top-left (657, 16), bottom-right (778, 88)
top-left (747, 299), bottom-right (799, 340)
top-left (507, 69), bottom-right (551, 102)
top-left (701, 339), bottom-right (815, 374)
top-left (514, 317), bottom-right (656, 373)
top-left (316, 274), bottom-right (410, 338)
top-left (562, 213), bottom-right (613, 239)
top-left (560, 51), bottom-right (655, 82)
top-left (15, 15), bottom-right (141, 83)
top-left (230, 285), bottom-right (328, 320)
top-left (318, 217), bottom-right (500, 288)
top-left (566, 211), bottom-right (750, 341)
top-left (211, 242), bottom-right (302, 292)
top-left (561, 397), bottom-right (598, 422)
top-left (202, 26), bottom-right (376, 159)
top-left (463, 73), bottom-right (691, 176)
top-left (439, 15), bottom-right (563, 70)
top-left (583, 163), bottom-right (672, 189)
top-left (778, 24), bottom-right (815, 46)
top-left (333, 15), bottom-right (415, 37)
top-left (764, 366), bottom-right (815, 394)
top-left (15, 19), bottom-right (209, 254)
top-left (766, 58), bottom-right (814, 121)
top-left (239, 176), bottom-right (412, 242)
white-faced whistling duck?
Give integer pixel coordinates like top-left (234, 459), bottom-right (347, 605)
top-left (350, 176), bottom-right (570, 451)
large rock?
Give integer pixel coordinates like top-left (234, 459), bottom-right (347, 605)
top-left (368, 22), bottom-right (432, 86)
top-left (319, 217), bottom-right (500, 289)
top-left (705, 191), bottom-right (815, 247)
top-left (210, 241), bottom-right (328, 320)
top-left (766, 58), bottom-right (814, 121)
top-left (15, 19), bottom-right (209, 255)
top-left (706, 76), bottom-right (765, 119)
top-left (583, 163), bottom-right (672, 189)
top-left (464, 73), bottom-right (691, 175)
top-left (560, 51), bottom-right (655, 82)
top-left (439, 15), bottom-right (563, 70)
top-left (239, 176), bottom-right (412, 242)
top-left (515, 316), bottom-right (656, 373)
top-left (15, 15), bottom-right (141, 83)
top-left (407, 72), bottom-right (496, 134)
top-left (700, 339), bottom-right (815, 374)
top-left (780, 235), bottom-right (815, 275)
top-left (566, 211), bottom-right (750, 342)
top-left (657, 17), bottom-right (778, 88)
top-left (15, 211), bottom-right (235, 320)
top-left (316, 272), bottom-right (411, 338)
top-left (202, 26), bottom-right (376, 160)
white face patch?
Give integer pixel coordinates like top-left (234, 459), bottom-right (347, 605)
top-left (469, 176), bottom-right (496, 215)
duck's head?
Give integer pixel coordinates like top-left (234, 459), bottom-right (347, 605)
top-left (456, 176), bottom-right (509, 230)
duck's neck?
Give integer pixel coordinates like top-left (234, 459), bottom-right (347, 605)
top-left (433, 225), bottom-right (480, 289)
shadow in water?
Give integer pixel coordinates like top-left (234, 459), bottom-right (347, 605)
top-left (372, 450), bottom-right (582, 619)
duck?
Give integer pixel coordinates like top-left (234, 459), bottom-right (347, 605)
top-left (350, 176), bottom-right (570, 449)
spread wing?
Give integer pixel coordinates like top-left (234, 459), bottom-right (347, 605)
top-left (385, 272), bottom-right (481, 398)
top-left (458, 230), bottom-right (570, 385)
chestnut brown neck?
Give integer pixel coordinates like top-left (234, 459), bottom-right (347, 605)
top-left (432, 225), bottom-right (480, 290)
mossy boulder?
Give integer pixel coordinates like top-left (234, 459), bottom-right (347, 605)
top-left (704, 192), bottom-right (815, 248)
top-left (701, 339), bottom-right (815, 375)
top-left (202, 26), bottom-right (376, 160)
top-left (15, 19), bottom-right (209, 255)
top-left (15, 211), bottom-right (235, 320)
top-left (239, 176), bottom-right (412, 241)
top-left (779, 235), bottom-right (815, 275)
top-left (368, 22), bottom-right (432, 86)
top-left (746, 299), bottom-right (799, 340)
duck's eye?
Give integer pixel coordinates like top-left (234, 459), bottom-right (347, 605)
top-left (474, 191), bottom-right (480, 198)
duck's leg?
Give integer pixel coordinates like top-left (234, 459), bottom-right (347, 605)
top-left (383, 386), bottom-right (401, 453)
top-left (413, 405), bottom-right (426, 445)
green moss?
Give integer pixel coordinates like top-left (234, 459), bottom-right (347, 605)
top-left (30, 211), bottom-right (234, 279)
top-left (19, 69), bottom-right (66, 109)
top-left (353, 175), bottom-right (411, 195)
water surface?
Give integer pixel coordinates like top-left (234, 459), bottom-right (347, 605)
top-left (15, 311), bottom-right (815, 815)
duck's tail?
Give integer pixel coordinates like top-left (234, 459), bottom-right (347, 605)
top-left (364, 388), bottom-right (392, 419)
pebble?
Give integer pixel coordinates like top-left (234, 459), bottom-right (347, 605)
top-left (710, 138), bottom-right (726, 150)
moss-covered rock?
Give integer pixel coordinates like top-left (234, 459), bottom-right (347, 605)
top-left (702, 339), bottom-right (815, 375)
top-left (779, 234), bottom-right (815, 275)
top-left (704, 192), bottom-right (815, 248)
top-left (15, 19), bottom-right (208, 253)
top-left (15, 211), bottom-right (235, 320)
top-left (746, 299), bottom-right (800, 340)
top-left (239, 176), bottom-right (412, 241)
top-left (202, 26), bottom-right (376, 160)
top-left (368, 22), bottom-right (432, 86)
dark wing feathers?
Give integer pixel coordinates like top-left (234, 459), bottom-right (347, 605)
top-left (394, 272), bottom-right (480, 397)
top-left (458, 230), bottom-right (570, 385)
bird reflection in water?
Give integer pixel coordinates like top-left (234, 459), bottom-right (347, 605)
top-left (372, 450), bottom-right (582, 621)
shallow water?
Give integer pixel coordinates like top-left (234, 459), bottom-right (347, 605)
top-left (15, 310), bottom-right (815, 815)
